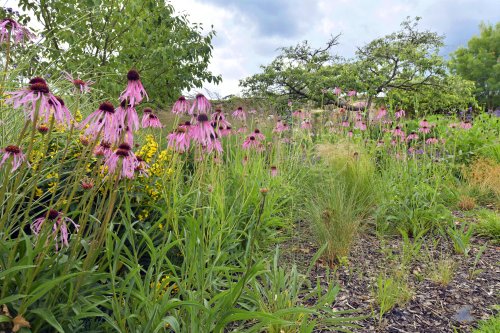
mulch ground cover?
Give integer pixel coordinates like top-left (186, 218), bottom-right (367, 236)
top-left (282, 219), bottom-right (499, 333)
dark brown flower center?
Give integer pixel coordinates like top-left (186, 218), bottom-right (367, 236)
top-left (30, 83), bottom-right (49, 94)
top-left (249, 136), bottom-right (255, 141)
top-left (127, 69), bottom-right (140, 81)
top-left (73, 79), bottom-right (86, 86)
top-left (99, 102), bottom-right (114, 113)
top-left (5, 145), bottom-right (21, 154)
top-left (29, 77), bottom-right (47, 85)
top-left (197, 114), bottom-right (209, 122)
top-left (100, 141), bottom-right (111, 149)
top-left (48, 209), bottom-right (59, 220)
top-left (143, 107), bottom-right (152, 113)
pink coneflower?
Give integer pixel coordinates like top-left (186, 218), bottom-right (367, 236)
top-left (172, 96), bottom-right (191, 114)
top-left (341, 120), bottom-right (350, 127)
top-left (116, 100), bottom-right (139, 132)
top-left (31, 209), bottom-right (79, 251)
top-left (419, 119), bottom-right (429, 127)
top-left (192, 113), bottom-right (215, 145)
top-left (270, 165), bottom-right (278, 177)
top-left (81, 177), bottom-right (94, 190)
top-left (6, 77), bottom-right (65, 124)
top-left (120, 69), bottom-right (148, 107)
top-left (333, 87), bottom-right (342, 95)
top-left (448, 123), bottom-right (458, 129)
top-left (355, 112), bottom-right (363, 122)
top-left (141, 109), bottom-right (162, 128)
top-left (376, 108), bottom-right (387, 120)
top-left (0, 18), bottom-right (35, 44)
top-left (232, 107), bottom-right (246, 121)
top-left (418, 126), bottom-right (430, 134)
top-left (167, 126), bottom-right (191, 152)
top-left (354, 121), bottom-right (367, 131)
top-left (219, 125), bottom-right (232, 137)
top-left (406, 132), bottom-right (419, 141)
top-left (47, 96), bottom-right (72, 126)
top-left (190, 94), bottom-right (211, 114)
top-left (237, 126), bottom-right (248, 134)
top-left (426, 137), bottom-right (439, 145)
top-left (63, 71), bottom-right (93, 93)
top-left (274, 120), bottom-right (289, 133)
top-left (105, 143), bottom-right (138, 179)
top-left (377, 140), bottom-right (385, 147)
top-left (212, 109), bottom-right (231, 128)
top-left (253, 128), bottom-right (265, 141)
top-left (0, 145), bottom-right (27, 171)
top-left (347, 90), bottom-right (357, 97)
top-left (94, 141), bottom-right (113, 158)
top-left (80, 102), bottom-right (119, 144)
top-left (301, 120), bottom-right (312, 130)
top-left (292, 110), bottom-right (306, 119)
top-left (134, 156), bottom-right (149, 177)
top-left (383, 120), bottom-right (393, 125)
top-left (204, 134), bottom-right (223, 154)
top-left (395, 109), bottom-right (405, 119)
top-left (460, 121), bottom-right (472, 129)
top-left (347, 131), bottom-right (353, 137)
top-left (242, 135), bottom-right (260, 149)
top-left (392, 126), bottom-right (405, 137)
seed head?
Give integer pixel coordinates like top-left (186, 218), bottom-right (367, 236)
top-left (99, 102), bottom-right (115, 113)
top-left (127, 69), bottom-right (140, 81)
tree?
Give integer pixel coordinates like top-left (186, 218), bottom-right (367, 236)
top-left (17, 0), bottom-right (221, 106)
top-left (449, 22), bottom-right (500, 109)
top-left (356, 17), bottom-right (446, 111)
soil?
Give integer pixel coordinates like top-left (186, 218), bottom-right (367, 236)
top-left (282, 219), bottom-right (499, 333)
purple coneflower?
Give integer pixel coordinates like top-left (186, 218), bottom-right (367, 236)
top-left (172, 96), bottom-right (191, 114)
top-left (212, 109), bottom-right (231, 128)
top-left (232, 107), bottom-right (246, 121)
top-left (191, 113), bottom-right (215, 146)
top-left (120, 70), bottom-right (148, 107)
top-left (419, 119), bottom-right (429, 127)
top-left (270, 166), bottom-right (278, 177)
top-left (219, 125), bottom-right (232, 137)
top-left (141, 108), bottom-right (163, 128)
top-left (376, 108), bottom-right (387, 120)
top-left (242, 135), bottom-right (260, 150)
top-left (406, 132), bottom-right (419, 141)
top-left (460, 121), bottom-right (472, 129)
top-left (292, 110), bottom-right (305, 119)
top-left (301, 120), bottom-right (312, 130)
top-left (426, 137), bottom-right (439, 145)
top-left (341, 120), bottom-right (350, 127)
top-left (418, 126), bottom-right (430, 134)
top-left (31, 209), bottom-right (79, 251)
top-left (333, 87), bottom-right (342, 95)
top-left (0, 18), bottom-right (35, 44)
top-left (167, 126), bottom-right (191, 152)
top-left (448, 123), bottom-right (458, 129)
top-left (237, 126), bottom-right (248, 134)
top-left (354, 121), bottom-right (367, 131)
top-left (6, 77), bottom-right (66, 124)
top-left (347, 90), bottom-right (357, 97)
top-left (135, 156), bottom-right (149, 177)
top-left (377, 140), bottom-right (385, 147)
top-left (47, 96), bottom-right (72, 126)
top-left (63, 71), bottom-right (93, 93)
top-left (355, 112), bottom-right (363, 122)
top-left (347, 131), bottom-right (353, 137)
top-left (81, 177), bottom-right (94, 190)
top-left (117, 100), bottom-right (139, 132)
top-left (94, 141), bottom-right (113, 158)
top-left (253, 128), bottom-right (265, 141)
top-left (190, 94), bottom-right (211, 115)
top-left (0, 145), bottom-right (27, 171)
top-left (80, 102), bottom-right (119, 144)
top-left (104, 143), bottom-right (138, 179)
top-left (274, 120), bottom-right (289, 133)
top-left (204, 134), bottom-right (223, 154)
top-left (392, 126), bottom-right (405, 137)
top-left (395, 109), bottom-right (405, 119)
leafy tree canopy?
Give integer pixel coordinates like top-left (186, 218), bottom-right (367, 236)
top-left (17, 0), bottom-right (221, 106)
top-left (449, 22), bottom-right (500, 109)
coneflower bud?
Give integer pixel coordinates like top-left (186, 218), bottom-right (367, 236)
top-left (37, 124), bottom-right (49, 134)
top-left (79, 136), bottom-right (89, 146)
top-left (127, 69), bottom-right (140, 81)
top-left (81, 177), bottom-right (94, 190)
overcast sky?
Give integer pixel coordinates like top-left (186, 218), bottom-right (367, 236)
top-left (4, 0), bottom-right (499, 97)
top-left (169, 0), bottom-right (499, 97)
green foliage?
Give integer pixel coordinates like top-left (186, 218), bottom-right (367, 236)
top-left (373, 270), bottom-right (413, 321)
top-left (449, 22), bottom-right (500, 109)
top-left (473, 313), bottom-right (500, 333)
top-left (475, 209), bottom-right (500, 244)
top-left (17, 0), bottom-right (221, 106)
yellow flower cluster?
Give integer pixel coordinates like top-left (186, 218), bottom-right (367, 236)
top-left (137, 134), bottom-right (158, 163)
top-left (75, 109), bottom-right (83, 123)
top-left (150, 275), bottom-right (179, 298)
top-left (138, 209), bottom-right (149, 222)
top-left (29, 150), bottom-right (45, 171)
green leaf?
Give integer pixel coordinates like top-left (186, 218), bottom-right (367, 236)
top-left (31, 308), bottom-right (64, 333)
